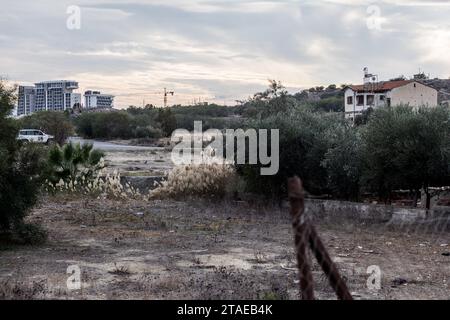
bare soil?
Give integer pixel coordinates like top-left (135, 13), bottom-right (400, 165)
top-left (0, 196), bottom-right (449, 300)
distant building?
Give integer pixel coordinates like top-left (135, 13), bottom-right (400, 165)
top-left (17, 86), bottom-right (35, 116)
top-left (344, 68), bottom-right (438, 120)
top-left (17, 80), bottom-right (80, 116)
top-left (34, 80), bottom-right (79, 112)
top-left (71, 93), bottom-right (82, 108)
top-left (84, 90), bottom-right (114, 109)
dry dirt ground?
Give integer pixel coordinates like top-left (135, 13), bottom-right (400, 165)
top-left (104, 148), bottom-right (173, 177)
top-left (0, 196), bottom-right (449, 300)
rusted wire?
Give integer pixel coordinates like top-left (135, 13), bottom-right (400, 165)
top-left (288, 176), bottom-right (353, 300)
top-left (288, 177), bottom-right (315, 300)
top-left (308, 224), bottom-right (353, 300)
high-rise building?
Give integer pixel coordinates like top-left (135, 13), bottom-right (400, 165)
top-left (17, 86), bottom-right (35, 116)
top-left (17, 80), bottom-right (80, 116)
top-left (34, 80), bottom-right (79, 112)
top-left (84, 90), bottom-right (114, 109)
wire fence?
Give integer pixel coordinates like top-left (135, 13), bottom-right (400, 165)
top-left (288, 176), bottom-right (353, 300)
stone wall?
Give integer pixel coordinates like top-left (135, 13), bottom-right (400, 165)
top-left (305, 199), bottom-right (449, 227)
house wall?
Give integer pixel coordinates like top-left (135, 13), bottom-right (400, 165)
top-left (390, 82), bottom-right (438, 108)
top-left (344, 89), bottom-right (386, 119)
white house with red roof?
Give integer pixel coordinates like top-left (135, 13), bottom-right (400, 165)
top-left (344, 69), bottom-right (438, 120)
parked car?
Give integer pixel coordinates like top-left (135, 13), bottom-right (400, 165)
top-left (17, 129), bottom-right (54, 144)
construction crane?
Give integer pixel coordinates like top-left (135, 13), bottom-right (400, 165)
top-left (144, 88), bottom-right (174, 107)
top-left (144, 89), bottom-right (213, 107)
top-left (163, 88), bottom-right (174, 108)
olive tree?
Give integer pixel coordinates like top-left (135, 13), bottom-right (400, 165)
top-left (361, 106), bottom-right (450, 208)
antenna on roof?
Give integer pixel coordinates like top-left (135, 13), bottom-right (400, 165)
top-left (363, 67), bottom-right (379, 91)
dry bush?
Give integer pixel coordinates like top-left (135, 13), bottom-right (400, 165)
top-left (150, 164), bottom-right (237, 199)
top-left (46, 164), bottom-right (142, 200)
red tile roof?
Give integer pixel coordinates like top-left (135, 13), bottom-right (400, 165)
top-left (348, 80), bottom-right (413, 93)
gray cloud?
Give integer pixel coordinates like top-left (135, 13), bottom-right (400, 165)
top-left (1, 0), bottom-right (449, 107)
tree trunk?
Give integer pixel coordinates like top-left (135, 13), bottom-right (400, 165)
top-left (412, 190), bottom-right (418, 208)
top-left (424, 186), bottom-right (431, 210)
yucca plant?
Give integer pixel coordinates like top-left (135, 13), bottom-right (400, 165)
top-left (47, 142), bottom-right (104, 186)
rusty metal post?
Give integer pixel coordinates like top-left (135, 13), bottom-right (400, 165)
top-left (288, 177), bottom-right (315, 300)
top-left (308, 225), bottom-right (353, 300)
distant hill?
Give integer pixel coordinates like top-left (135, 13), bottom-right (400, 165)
top-left (421, 79), bottom-right (450, 104)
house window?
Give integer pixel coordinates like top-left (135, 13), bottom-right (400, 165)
top-left (387, 98), bottom-right (391, 107)
top-left (357, 95), bottom-right (364, 106)
top-left (367, 95), bottom-right (375, 106)
top-left (347, 96), bottom-right (353, 105)
top-left (380, 95), bottom-right (385, 101)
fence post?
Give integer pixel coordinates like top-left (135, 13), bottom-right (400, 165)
top-left (288, 177), bottom-right (315, 300)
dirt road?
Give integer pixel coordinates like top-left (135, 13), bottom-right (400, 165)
top-left (0, 196), bottom-right (448, 300)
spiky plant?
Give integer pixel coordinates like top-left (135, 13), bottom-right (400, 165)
top-left (47, 142), bottom-right (104, 186)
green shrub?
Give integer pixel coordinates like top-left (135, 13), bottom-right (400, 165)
top-left (46, 142), bottom-right (105, 188)
top-left (74, 112), bottom-right (135, 139)
top-left (321, 123), bottom-right (362, 201)
top-left (237, 108), bottom-right (343, 199)
top-left (45, 142), bottom-right (142, 199)
top-left (133, 125), bottom-right (163, 139)
top-left (156, 108), bottom-right (177, 136)
top-left (311, 96), bottom-right (344, 113)
top-left (0, 81), bottom-right (46, 235)
top-left (360, 106), bottom-right (450, 207)
top-left (75, 110), bottom-right (168, 139)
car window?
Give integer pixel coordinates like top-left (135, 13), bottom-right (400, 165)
top-left (37, 131), bottom-right (44, 136)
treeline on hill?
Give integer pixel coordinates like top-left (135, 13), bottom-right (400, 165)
top-left (235, 81), bottom-right (344, 118)
top-left (73, 104), bottom-right (242, 140)
top-left (73, 80), bottom-right (343, 140)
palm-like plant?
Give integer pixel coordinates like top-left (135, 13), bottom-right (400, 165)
top-left (47, 142), bottom-right (104, 185)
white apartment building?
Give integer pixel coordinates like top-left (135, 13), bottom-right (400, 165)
top-left (344, 69), bottom-right (438, 120)
top-left (17, 80), bottom-right (80, 116)
top-left (34, 80), bottom-right (79, 112)
top-left (17, 86), bottom-right (35, 116)
top-left (84, 90), bottom-right (114, 109)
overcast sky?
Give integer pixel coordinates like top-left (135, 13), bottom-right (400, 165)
top-left (1, 0), bottom-right (450, 107)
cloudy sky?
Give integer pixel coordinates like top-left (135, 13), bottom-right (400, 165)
top-left (1, 0), bottom-right (450, 107)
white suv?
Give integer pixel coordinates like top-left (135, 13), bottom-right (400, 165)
top-left (17, 129), bottom-right (54, 144)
